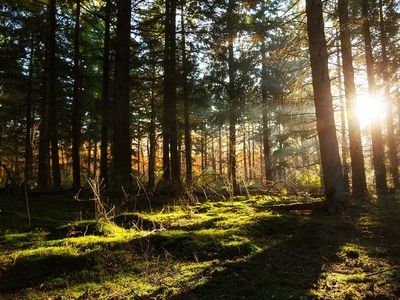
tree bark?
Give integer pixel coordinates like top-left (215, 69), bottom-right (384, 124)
top-left (48, 0), bottom-right (61, 189)
top-left (163, 0), bottom-right (180, 192)
top-left (147, 63), bottom-right (156, 190)
top-left (379, 0), bottom-right (399, 190)
top-left (305, 0), bottom-right (347, 212)
top-left (25, 37), bottom-right (34, 187)
top-left (100, 0), bottom-right (111, 187)
top-left (182, 5), bottom-right (192, 188)
top-left (72, 0), bottom-right (81, 189)
top-left (227, 0), bottom-right (237, 191)
top-left (361, 0), bottom-right (387, 195)
top-left (261, 44), bottom-right (273, 183)
top-left (37, 34), bottom-right (49, 190)
top-left (113, 0), bottom-right (132, 193)
top-left (338, 0), bottom-right (368, 198)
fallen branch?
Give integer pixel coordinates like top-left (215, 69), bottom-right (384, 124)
top-left (365, 266), bottom-right (400, 277)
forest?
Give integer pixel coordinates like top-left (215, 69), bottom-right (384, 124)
top-left (1, 0), bottom-right (400, 299)
top-left (0, 0), bottom-right (398, 203)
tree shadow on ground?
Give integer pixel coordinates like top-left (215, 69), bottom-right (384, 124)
top-left (2, 196), bottom-right (399, 299)
top-left (150, 212), bottom-right (353, 299)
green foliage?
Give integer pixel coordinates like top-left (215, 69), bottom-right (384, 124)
top-left (294, 165), bottom-right (322, 192)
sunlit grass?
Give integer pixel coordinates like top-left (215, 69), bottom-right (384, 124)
top-left (0, 194), bottom-right (399, 299)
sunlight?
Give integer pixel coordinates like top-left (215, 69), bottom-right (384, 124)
top-left (356, 93), bottom-right (385, 128)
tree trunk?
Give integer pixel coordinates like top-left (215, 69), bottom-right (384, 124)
top-left (100, 0), bottom-right (111, 186)
top-left (227, 0), bottom-right (237, 191)
top-left (163, 0), bottom-right (180, 192)
top-left (305, 0), bottom-right (347, 212)
top-left (379, 0), bottom-right (399, 190)
top-left (25, 37), bottom-right (34, 187)
top-left (37, 34), bottom-right (49, 190)
top-left (361, 0), bottom-right (387, 195)
top-left (182, 6), bottom-right (192, 188)
top-left (72, 0), bottom-right (81, 189)
top-left (248, 127), bottom-right (253, 180)
top-left (168, 0), bottom-right (180, 188)
top-left (48, 0), bottom-right (61, 189)
top-left (147, 63), bottom-right (156, 190)
top-left (338, 0), bottom-right (368, 198)
top-left (336, 37), bottom-right (349, 193)
top-left (113, 0), bottom-right (132, 193)
top-left (243, 127), bottom-right (247, 180)
top-left (87, 139), bottom-right (92, 179)
top-left (218, 127), bottom-right (223, 175)
top-left (261, 45), bottom-right (273, 183)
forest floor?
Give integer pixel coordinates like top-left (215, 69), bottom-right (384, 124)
top-left (0, 191), bottom-right (399, 299)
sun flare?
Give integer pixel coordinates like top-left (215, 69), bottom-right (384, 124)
top-left (356, 93), bottom-right (385, 127)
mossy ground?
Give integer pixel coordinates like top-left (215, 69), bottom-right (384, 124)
top-left (0, 193), bottom-right (399, 299)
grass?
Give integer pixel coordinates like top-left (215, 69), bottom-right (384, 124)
top-left (0, 193), bottom-right (400, 299)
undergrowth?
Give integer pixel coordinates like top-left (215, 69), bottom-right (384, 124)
top-left (0, 193), bottom-right (399, 299)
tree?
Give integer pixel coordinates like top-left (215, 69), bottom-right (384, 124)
top-left (227, 0), bottom-right (238, 191)
top-left (24, 36), bottom-right (34, 188)
top-left (37, 24), bottom-right (49, 190)
top-left (378, 0), bottom-right (399, 190)
top-left (48, 0), bottom-right (61, 189)
top-left (305, 0), bottom-right (347, 212)
top-left (100, 0), bottom-right (111, 187)
top-left (181, 2), bottom-right (193, 189)
top-left (338, 0), bottom-right (368, 198)
top-left (361, 0), bottom-right (387, 195)
top-left (72, 0), bottom-right (81, 189)
top-left (162, 0), bottom-right (180, 191)
top-left (113, 0), bottom-right (132, 192)
top-left (261, 43), bottom-right (273, 184)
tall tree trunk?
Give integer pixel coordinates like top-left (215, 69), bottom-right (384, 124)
top-left (305, 0), bottom-right (347, 212)
top-left (72, 0), bottom-right (81, 189)
top-left (379, 0), bottom-right (399, 190)
top-left (37, 35), bottom-right (49, 190)
top-left (336, 37), bottom-right (349, 193)
top-left (48, 0), bottom-right (61, 189)
top-left (87, 139), bottom-right (92, 179)
top-left (148, 63), bottom-right (156, 190)
top-left (338, 0), bottom-right (367, 198)
top-left (227, 0), bottom-right (237, 191)
top-left (100, 0), bottom-right (111, 186)
top-left (218, 127), bottom-right (223, 175)
top-left (25, 37), bottom-right (34, 187)
top-left (182, 5), bottom-right (192, 188)
top-left (163, 0), bottom-right (180, 191)
top-left (243, 127), bottom-right (247, 180)
top-left (361, 0), bottom-right (387, 195)
top-left (211, 135), bottom-right (216, 172)
top-left (93, 141), bottom-right (98, 177)
top-left (113, 0), bottom-right (132, 192)
top-left (261, 44), bottom-right (273, 183)
top-left (248, 127), bottom-right (253, 180)
top-left (168, 0), bottom-right (179, 188)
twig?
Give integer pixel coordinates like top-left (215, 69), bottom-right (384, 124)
top-left (138, 228), bottom-right (166, 238)
top-left (365, 266), bottom-right (400, 277)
